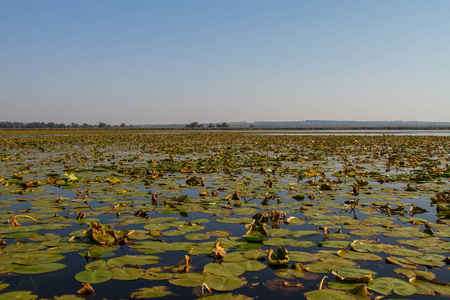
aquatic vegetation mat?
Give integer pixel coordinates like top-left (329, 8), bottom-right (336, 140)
top-left (0, 130), bottom-right (449, 299)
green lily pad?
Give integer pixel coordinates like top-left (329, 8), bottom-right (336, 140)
top-left (107, 255), bottom-right (160, 267)
top-left (204, 262), bottom-right (246, 277)
top-left (184, 232), bottom-right (210, 241)
top-left (318, 240), bottom-right (351, 248)
top-left (130, 286), bottom-right (172, 298)
top-left (0, 291), bottom-right (38, 299)
top-left (394, 268), bottom-right (436, 281)
top-left (143, 223), bottom-right (170, 231)
top-left (3, 232), bottom-right (36, 239)
top-left (142, 268), bottom-right (173, 281)
top-left (331, 267), bottom-right (377, 282)
top-left (178, 223), bottom-right (205, 232)
top-left (216, 217), bottom-right (253, 224)
top-left (85, 259), bottom-right (107, 270)
top-left (236, 260), bottom-right (267, 272)
top-left (223, 251), bottom-right (247, 262)
top-left (289, 251), bottom-right (316, 262)
top-left (242, 235), bottom-right (265, 242)
top-left (411, 279), bottom-right (450, 296)
top-left (306, 257), bottom-right (358, 273)
top-left (75, 269), bottom-right (113, 284)
top-left (9, 252), bottom-right (65, 265)
top-left (242, 249), bottom-right (267, 260)
top-left (328, 281), bottom-right (369, 291)
top-left (305, 289), bottom-right (358, 299)
top-left (383, 247), bottom-right (423, 256)
top-left (290, 230), bottom-right (322, 238)
top-left (368, 277), bottom-right (417, 296)
top-left (206, 230), bottom-right (231, 237)
top-left (327, 232), bottom-right (350, 240)
top-left (199, 294), bottom-right (255, 300)
top-left (168, 273), bottom-right (205, 287)
top-left (336, 249), bottom-right (382, 261)
top-left (386, 256), bottom-right (417, 268)
top-left (3, 243), bottom-right (45, 253)
top-left (162, 230), bottom-right (185, 236)
top-left (188, 242), bottom-right (215, 255)
top-left (112, 267), bottom-right (144, 280)
top-left (404, 253), bottom-right (446, 267)
top-left (264, 237), bottom-right (299, 246)
top-left (275, 268), bottom-right (305, 279)
top-left (204, 275), bottom-right (247, 292)
top-left (13, 262), bottom-right (66, 274)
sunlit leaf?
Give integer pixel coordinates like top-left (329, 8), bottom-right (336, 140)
top-left (130, 286), bottom-right (172, 298)
top-left (204, 275), bottom-right (247, 292)
top-left (112, 267), bottom-right (144, 280)
top-left (336, 249), bottom-right (382, 261)
top-left (0, 291), bottom-right (38, 299)
top-left (75, 269), bottom-right (112, 284)
top-left (13, 262), bottom-right (66, 274)
top-left (368, 277), bottom-right (417, 296)
top-left (204, 262), bottom-right (245, 277)
top-left (305, 289), bottom-right (358, 300)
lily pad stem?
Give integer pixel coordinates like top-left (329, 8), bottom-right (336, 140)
top-left (299, 181), bottom-right (308, 194)
top-left (425, 172), bottom-right (437, 183)
top-left (243, 188), bottom-right (249, 201)
top-left (319, 276), bottom-right (329, 290)
top-left (13, 215), bottom-right (37, 225)
top-left (201, 282), bottom-right (211, 296)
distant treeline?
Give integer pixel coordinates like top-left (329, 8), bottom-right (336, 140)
top-left (0, 121), bottom-right (128, 129)
top-left (2, 120), bottom-right (450, 131)
top-left (184, 122), bottom-right (230, 128)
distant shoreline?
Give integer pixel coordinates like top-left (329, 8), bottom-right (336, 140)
top-left (2, 126), bottom-right (450, 131)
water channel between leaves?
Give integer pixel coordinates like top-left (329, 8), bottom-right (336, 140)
top-left (0, 130), bottom-right (449, 299)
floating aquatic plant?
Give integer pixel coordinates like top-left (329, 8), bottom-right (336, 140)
top-left (0, 130), bottom-right (449, 299)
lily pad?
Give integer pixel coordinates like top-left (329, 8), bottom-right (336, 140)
top-left (168, 273), bottom-right (205, 287)
top-left (204, 275), bottom-right (247, 292)
top-left (130, 286), bottom-right (172, 298)
top-left (318, 240), bottom-right (351, 248)
top-left (13, 262), bottom-right (66, 274)
top-left (411, 279), bottom-right (450, 296)
top-left (331, 267), bottom-right (377, 282)
top-left (75, 269), bottom-right (113, 284)
top-left (305, 289), bottom-right (358, 299)
top-left (237, 260), bottom-right (267, 272)
top-left (142, 268), bottom-right (173, 281)
top-left (336, 249), bottom-right (382, 261)
top-left (108, 255), bottom-right (160, 267)
top-left (112, 267), bottom-right (144, 280)
top-left (204, 262), bottom-right (246, 277)
top-left (0, 291), bottom-right (38, 299)
top-left (368, 277), bottom-right (417, 296)
top-left (184, 232), bottom-right (210, 241)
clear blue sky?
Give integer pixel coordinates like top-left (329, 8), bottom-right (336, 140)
top-left (1, 1), bottom-right (449, 125)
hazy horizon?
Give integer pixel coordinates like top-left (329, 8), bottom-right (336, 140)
top-left (2, 1), bottom-right (449, 124)
top-left (2, 119), bottom-right (450, 128)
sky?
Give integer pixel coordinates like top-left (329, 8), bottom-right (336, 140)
top-left (1, 1), bottom-right (449, 125)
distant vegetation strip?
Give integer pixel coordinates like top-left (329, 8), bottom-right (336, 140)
top-left (1, 120), bottom-right (450, 130)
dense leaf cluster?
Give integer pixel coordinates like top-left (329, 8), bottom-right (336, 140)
top-left (0, 131), bottom-right (449, 299)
